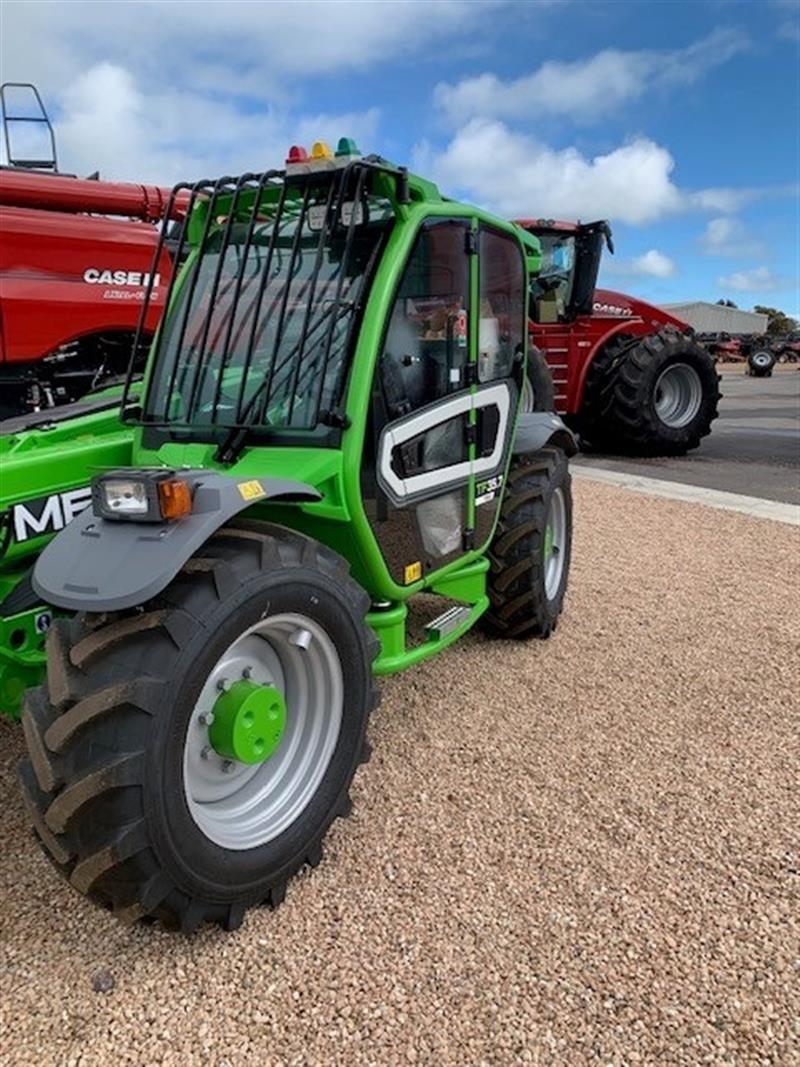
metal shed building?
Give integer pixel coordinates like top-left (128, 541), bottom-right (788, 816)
top-left (661, 302), bottom-right (768, 335)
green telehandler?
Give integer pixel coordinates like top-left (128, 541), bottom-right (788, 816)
top-left (6, 141), bottom-right (576, 932)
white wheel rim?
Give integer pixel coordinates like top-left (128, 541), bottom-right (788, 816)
top-left (183, 612), bottom-right (343, 850)
top-left (544, 488), bottom-right (567, 600)
top-left (653, 363), bottom-right (703, 429)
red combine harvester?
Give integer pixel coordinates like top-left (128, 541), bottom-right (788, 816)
top-left (0, 83), bottom-right (187, 417)
top-left (517, 219), bottom-right (721, 455)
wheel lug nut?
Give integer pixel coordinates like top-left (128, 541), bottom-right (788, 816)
top-left (242, 666), bottom-right (253, 679)
top-left (289, 628), bottom-right (312, 651)
top-left (221, 760), bottom-right (235, 773)
top-left (216, 677), bottom-right (229, 692)
top-left (198, 711), bottom-right (215, 726)
top-left (200, 746), bottom-right (211, 760)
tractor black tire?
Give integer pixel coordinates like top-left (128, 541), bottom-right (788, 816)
top-left (18, 521), bottom-right (379, 933)
top-left (575, 333), bottom-right (635, 450)
top-left (481, 447), bottom-right (571, 640)
top-left (581, 330), bottom-right (720, 456)
top-left (747, 348), bottom-right (776, 377)
top-left (521, 344), bottom-right (556, 413)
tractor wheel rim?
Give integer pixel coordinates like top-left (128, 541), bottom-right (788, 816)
top-left (753, 352), bottom-right (771, 367)
top-left (544, 488), bottom-right (567, 600)
top-left (183, 612), bottom-right (343, 851)
top-left (653, 362), bottom-right (703, 429)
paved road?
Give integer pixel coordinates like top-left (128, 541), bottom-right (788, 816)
top-left (574, 367), bottom-right (800, 504)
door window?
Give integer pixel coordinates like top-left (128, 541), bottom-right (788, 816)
top-left (378, 221), bottom-right (471, 418)
top-left (474, 228), bottom-right (526, 550)
top-left (478, 227), bottom-right (526, 384)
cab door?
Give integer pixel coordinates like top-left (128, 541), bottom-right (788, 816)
top-left (361, 219), bottom-right (475, 585)
top-left (360, 219), bottom-right (525, 587)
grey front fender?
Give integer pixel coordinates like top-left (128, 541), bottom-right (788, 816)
top-left (32, 471), bottom-right (321, 612)
top-left (512, 412), bottom-right (578, 457)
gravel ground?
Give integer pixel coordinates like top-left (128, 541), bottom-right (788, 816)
top-left (0, 480), bottom-right (797, 1067)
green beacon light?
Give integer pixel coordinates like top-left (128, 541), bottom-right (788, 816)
top-left (335, 137), bottom-right (361, 167)
top-left (336, 137), bottom-right (360, 157)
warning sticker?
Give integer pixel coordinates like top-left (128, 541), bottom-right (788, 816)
top-left (455, 309), bottom-right (468, 348)
top-left (404, 561), bottom-right (423, 584)
top-left (238, 480), bottom-right (266, 501)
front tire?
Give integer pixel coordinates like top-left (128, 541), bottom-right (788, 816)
top-left (19, 522), bottom-right (379, 932)
top-left (482, 447), bottom-right (572, 639)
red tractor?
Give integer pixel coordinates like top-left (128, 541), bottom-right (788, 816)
top-left (516, 219), bottom-right (721, 455)
top-left (0, 83), bottom-right (186, 417)
top-left (699, 334), bottom-right (745, 363)
top-left (774, 334), bottom-right (800, 364)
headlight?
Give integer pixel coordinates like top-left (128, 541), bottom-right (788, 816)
top-left (92, 470), bottom-right (193, 523)
top-left (101, 478), bottom-right (149, 516)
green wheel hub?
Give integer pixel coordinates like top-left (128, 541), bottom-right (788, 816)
top-left (208, 680), bottom-right (286, 765)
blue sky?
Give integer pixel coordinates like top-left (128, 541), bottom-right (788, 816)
top-left (2, 0), bottom-right (798, 315)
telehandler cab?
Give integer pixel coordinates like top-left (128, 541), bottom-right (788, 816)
top-left (17, 142), bottom-right (576, 932)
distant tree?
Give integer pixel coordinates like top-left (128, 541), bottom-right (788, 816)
top-left (754, 305), bottom-right (799, 336)
top-left (716, 298), bottom-right (738, 307)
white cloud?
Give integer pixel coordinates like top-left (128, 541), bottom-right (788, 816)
top-left (774, 0), bottom-right (800, 41)
top-left (700, 216), bottom-right (758, 256)
top-left (717, 266), bottom-right (781, 292)
top-left (434, 28), bottom-right (748, 123)
top-left (52, 63), bottom-right (380, 183)
top-left (689, 187), bottom-right (762, 213)
top-left (0, 1), bottom-right (500, 97)
top-left (0, 0), bottom-right (499, 182)
top-left (422, 119), bottom-right (684, 224)
top-left (420, 118), bottom-right (797, 229)
top-left (609, 250), bottom-right (677, 279)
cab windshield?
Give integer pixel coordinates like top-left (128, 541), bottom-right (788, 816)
top-left (529, 234), bottom-right (575, 322)
top-left (144, 179), bottom-right (392, 438)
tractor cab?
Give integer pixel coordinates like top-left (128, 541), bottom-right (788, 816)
top-left (516, 219), bottom-right (613, 325)
top-left (115, 144), bottom-right (565, 603)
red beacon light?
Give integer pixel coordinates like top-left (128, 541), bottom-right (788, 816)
top-left (285, 145), bottom-right (310, 176)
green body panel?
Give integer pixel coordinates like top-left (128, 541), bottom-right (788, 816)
top-left (1, 406), bottom-right (133, 567)
top-left (0, 399), bottom-right (134, 716)
top-left (0, 590), bottom-right (52, 716)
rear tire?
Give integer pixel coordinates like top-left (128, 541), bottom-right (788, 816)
top-left (482, 447), bottom-right (572, 639)
top-left (520, 345), bottom-right (556, 413)
top-left (18, 522), bottom-right (378, 933)
top-left (582, 330), bottom-right (720, 455)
